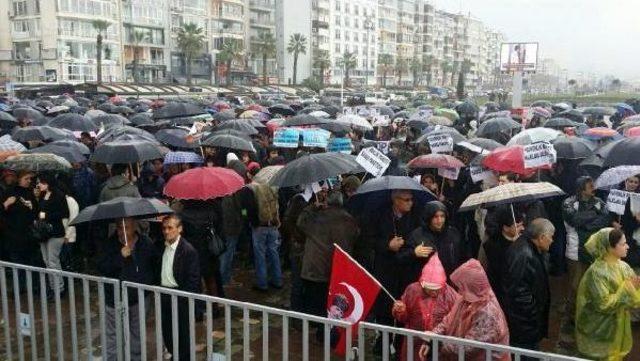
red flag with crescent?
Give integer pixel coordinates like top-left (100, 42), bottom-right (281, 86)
top-left (327, 244), bottom-right (382, 356)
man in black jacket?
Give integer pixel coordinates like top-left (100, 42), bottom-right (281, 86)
top-left (97, 218), bottom-right (159, 361)
top-left (503, 218), bottom-right (555, 358)
top-left (159, 215), bottom-right (201, 360)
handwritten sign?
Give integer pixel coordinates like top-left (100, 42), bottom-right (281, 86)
top-left (607, 189), bottom-right (630, 215)
top-left (372, 115), bottom-right (390, 127)
top-left (470, 165), bottom-right (494, 183)
top-left (427, 134), bottom-right (454, 154)
top-left (301, 129), bottom-right (330, 148)
top-left (327, 137), bottom-right (353, 154)
top-left (523, 142), bottom-right (556, 169)
top-left (273, 128), bottom-right (300, 148)
top-left (356, 147), bottom-right (391, 178)
top-left (343, 107), bottom-right (355, 115)
top-left (437, 167), bottom-right (460, 180)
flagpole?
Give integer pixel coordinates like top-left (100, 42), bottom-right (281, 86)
top-left (333, 244), bottom-right (396, 302)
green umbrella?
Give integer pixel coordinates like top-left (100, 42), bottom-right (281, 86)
top-left (435, 108), bottom-right (459, 121)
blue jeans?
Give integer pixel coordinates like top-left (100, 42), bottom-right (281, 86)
top-left (252, 227), bottom-right (283, 289)
top-left (219, 235), bottom-right (239, 285)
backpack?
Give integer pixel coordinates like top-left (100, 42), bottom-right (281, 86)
top-left (250, 184), bottom-right (279, 225)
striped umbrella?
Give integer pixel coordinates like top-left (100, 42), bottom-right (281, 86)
top-left (594, 165), bottom-right (640, 189)
top-left (459, 182), bottom-right (564, 212)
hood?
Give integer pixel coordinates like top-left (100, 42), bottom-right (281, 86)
top-left (419, 253), bottom-right (447, 290)
top-left (105, 174), bottom-right (132, 190)
top-left (575, 176), bottom-right (592, 195)
top-left (585, 227), bottom-right (614, 260)
top-left (450, 259), bottom-right (492, 303)
top-left (422, 200), bottom-right (448, 222)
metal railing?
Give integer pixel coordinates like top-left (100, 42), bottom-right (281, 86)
top-left (0, 261), bottom-right (589, 361)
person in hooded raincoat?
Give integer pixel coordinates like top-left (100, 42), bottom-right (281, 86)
top-left (419, 259), bottom-right (510, 361)
top-left (575, 227), bottom-right (640, 361)
top-left (391, 254), bottom-right (459, 361)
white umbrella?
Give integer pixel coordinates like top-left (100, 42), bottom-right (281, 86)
top-left (507, 128), bottom-right (561, 146)
top-left (336, 114), bottom-right (373, 131)
top-left (594, 165), bottom-right (640, 189)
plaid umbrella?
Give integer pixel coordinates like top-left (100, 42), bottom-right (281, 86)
top-left (459, 182), bottom-right (564, 212)
top-left (595, 165), bottom-right (640, 189)
top-left (163, 151), bottom-right (204, 165)
top-left (407, 154), bottom-right (465, 169)
top-left (252, 165), bottom-right (283, 185)
top-left (4, 153), bottom-right (72, 172)
top-left (0, 135), bottom-right (26, 152)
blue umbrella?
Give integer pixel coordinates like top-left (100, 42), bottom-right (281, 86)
top-left (163, 151), bottom-right (204, 165)
top-left (615, 103), bottom-right (635, 114)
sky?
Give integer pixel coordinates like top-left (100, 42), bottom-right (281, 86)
top-left (435, 0), bottom-right (640, 80)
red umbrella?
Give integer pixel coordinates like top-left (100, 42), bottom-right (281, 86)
top-left (482, 145), bottom-right (552, 175)
top-left (163, 167), bottom-right (245, 200)
top-left (247, 104), bottom-right (269, 113)
top-left (408, 154), bottom-right (465, 169)
top-left (625, 126), bottom-right (640, 138)
top-left (213, 101), bottom-right (231, 111)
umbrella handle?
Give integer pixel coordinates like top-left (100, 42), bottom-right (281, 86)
top-left (122, 218), bottom-right (128, 247)
top-left (510, 203), bottom-right (517, 229)
top-left (440, 177), bottom-right (445, 198)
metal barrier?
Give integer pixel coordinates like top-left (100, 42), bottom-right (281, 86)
top-left (0, 261), bottom-right (589, 361)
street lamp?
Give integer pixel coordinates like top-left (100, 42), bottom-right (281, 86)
top-left (363, 19), bottom-right (374, 89)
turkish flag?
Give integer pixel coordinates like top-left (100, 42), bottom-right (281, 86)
top-left (327, 245), bottom-right (382, 356)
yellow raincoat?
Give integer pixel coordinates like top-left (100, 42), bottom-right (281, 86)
top-left (575, 228), bottom-right (640, 361)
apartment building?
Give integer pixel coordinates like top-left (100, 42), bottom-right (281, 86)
top-left (247, 0), bottom-right (277, 83)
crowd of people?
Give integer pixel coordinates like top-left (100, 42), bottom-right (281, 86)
top-left (1, 94), bottom-right (640, 361)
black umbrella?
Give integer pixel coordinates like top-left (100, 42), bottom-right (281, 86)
top-left (455, 102), bottom-right (479, 117)
top-left (552, 136), bottom-right (595, 159)
top-left (457, 137), bottom-right (503, 153)
top-left (112, 106), bottom-right (135, 115)
top-left (578, 155), bottom-right (605, 179)
top-left (581, 107), bottom-right (615, 116)
top-left (543, 117), bottom-right (579, 129)
top-left (213, 110), bottom-right (236, 122)
top-left (155, 128), bottom-right (200, 149)
top-left (269, 152), bottom-right (363, 188)
top-left (0, 111), bottom-right (18, 129)
top-left (394, 110), bottom-right (411, 120)
top-left (92, 114), bottom-right (131, 128)
top-left (602, 138), bottom-right (640, 167)
top-left (349, 175), bottom-right (436, 211)
top-left (215, 120), bottom-right (258, 135)
top-left (373, 106), bottom-right (394, 117)
top-left (91, 140), bottom-right (164, 164)
top-left (476, 117), bottom-right (521, 137)
top-left (406, 118), bottom-right (432, 130)
top-left (26, 143), bottom-right (86, 163)
top-left (70, 197), bottom-right (173, 225)
top-left (201, 134), bottom-right (256, 152)
top-left (97, 103), bottom-right (115, 113)
top-left (129, 113), bottom-right (154, 126)
top-left (316, 121), bottom-right (351, 134)
top-left (153, 103), bottom-right (205, 120)
top-left (12, 126), bottom-right (75, 142)
top-left (321, 105), bottom-right (341, 118)
top-left (11, 107), bottom-right (46, 125)
top-left (298, 106), bottom-right (323, 115)
top-left (269, 104), bottom-right (296, 117)
top-left (49, 139), bottom-right (91, 155)
top-left (49, 113), bottom-right (97, 132)
top-left (531, 100), bottom-right (552, 108)
top-left (414, 127), bottom-right (466, 145)
top-left (97, 126), bottom-right (157, 144)
top-left (556, 109), bottom-right (584, 123)
top-left (36, 100), bottom-right (54, 109)
top-left (282, 114), bottom-right (326, 127)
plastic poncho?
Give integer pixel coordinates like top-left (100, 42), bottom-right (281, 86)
top-left (392, 254), bottom-right (458, 361)
top-left (432, 259), bottom-right (510, 361)
top-left (575, 228), bottom-right (640, 361)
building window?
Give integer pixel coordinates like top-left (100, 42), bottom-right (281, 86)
top-left (335, 43), bottom-right (340, 53)
top-left (344, 18), bottom-right (350, 27)
top-left (335, 1), bottom-right (340, 11)
top-left (354, 19), bottom-right (359, 29)
top-left (13, 1), bottom-right (27, 16)
top-left (334, 15), bottom-right (340, 26)
top-left (344, 31), bottom-right (349, 41)
top-left (354, 5), bottom-right (359, 15)
top-left (334, 30), bottom-right (340, 40)
top-left (354, 33), bottom-right (358, 42)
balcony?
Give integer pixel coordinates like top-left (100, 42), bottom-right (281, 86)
top-left (12, 30), bottom-right (41, 40)
top-left (250, 18), bottom-right (275, 28)
top-left (214, 10), bottom-right (244, 22)
top-left (249, 0), bottom-right (273, 11)
top-left (312, 19), bottom-right (329, 30)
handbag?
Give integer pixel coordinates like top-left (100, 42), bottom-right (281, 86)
top-left (206, 216), bottom-right (226, 256)
top-left (31, 219), bottom-right (53, 243)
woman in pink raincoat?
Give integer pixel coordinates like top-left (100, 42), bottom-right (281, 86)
top-left (420, 259), bottom-right (510, 361)
top-left (392, 254), bottom-right (459, 361)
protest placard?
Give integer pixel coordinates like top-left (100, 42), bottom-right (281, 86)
top-left (327, 138), bottom-right (353, 154)
top-left (437, 167), bottom-right (460, 180)
top-left (523, 142), bottom-right (556, 169)
top-left (356, 147), bottom-right (391, 178)
top-left (469, 165), bottom-right (494, 183)
top-left (301, 129), bottom-right (330, 148)
top-left (607, 189), bottom-right (630, 215)
top-left (427, 134), bottom-right (454, 154)
top-left (273, 128), bottom-right (300, 148)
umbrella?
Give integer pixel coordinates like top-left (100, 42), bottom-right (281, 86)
top-left (11, 108), bottom-right (46, 124)
top-left (269, 104), bottom-right (296, 117)
top-left (476, 117), bottom-right (521, 137)
top-left (336, 114), bottom-right (373, 131)
top-left (594, 166), bottom-right (640, 189)
top-left (552, 102), bottom-right (572, 113)
top-left (252, 165), bottom-right (283, 185)
top-left (531, 107), bottom-right (552, 119)
top-left (129, 113), bottom-right (154, 126)
top-left (414, 126), bottom-right (466, 145)
top-left (153, 103), bottom-right (206, 120)
top-left (26, 143), bottom-right (86, 163)
top-left (603, 138), bottom-right (640, 167)
top-left (373, 106), bottom-right (394, 117)
top-left (556, 109), bottom-right (584, 123)
top-left (458, 182), bottom-right (564, 212)
top-left (155, 128), bottom-right (200, 149)
top-left (213, 110), bottom-right (236, 122)
top-left (481, 110), bottom-right (511, 122)
top-left (624, 127), bottom-right (640, 138)
top-left (552, 136), bottom-right (595, 159)
top-left (85, 109), bottom-right (108, 119)
top-left (581, 107), bottom-right (615, 116)
top-left (207, 129), bottom-right (252, 141)
top-left (91, 140), bottom-right (164, 164)
top-left (70, 197), bottom-right (174, 225)
top-left (12, 126), bottom-right (75, 142)
top-left (163, 151), bottom-right (204, 165)
top-left (428, 116), bottom-right (454, 127)
top-left (215, 120), bottom-right (259, 135)
top-left (4, 153), bottom-right (72, 172)
top-left (0, 135), bottom-right (27, 152)
top-left (406, 118), bottom-right (432, 130)
top-left (46, 105), bottom-right (70, 115)
top-left (97, 126), bottom-right (157, 144)
top-left (97, 103), bottom-right (115, 113)
top-left (282, 114), bottom-right (326, 127)
top-left (434, 108), bottom-right (459, 121)
top-left (92, 114), bottom-right (131, 128)
top-left (246, 104), bottom-right (268, 113)
top-left (201, 134), bottom-right (256, 152)
top-left (507, 128), bottom-right (561, 146)
top-left (163, 167), bottom-right (244, 200)
top-left (0, 112), bottom-right (18, 129)
top-left (407, 154), bottom-right (465, 169)
top-left (269, 152), bottom-right (363, 188)
top-left (543, 117), bottom-right (580, 129)
top-left (531, 100), bottom-right (552, 108)
top-left (582, 127), bottom-right (621, 141)
top-left (455, 102), bottom-right (479, 116)
top-left (309, 111), bottom-right (330, 118)
top-left (316, 122), bottom-right (351, 134)
top-left (578, 155), bottom-right (605, 179)
top-left (615, 103), bottom-right (635, 113)
top-left (49, 113), bottom-right (97, 132)
top-left (482, 145), bottom-right (552, 175)
top-left (349, 175), bottom-right (436, 211)
top-left (457, 138), bottom-right (502, 153)
top-left (112, 106), bottom-right (135, 115)
top-left (321, 105), bottom-right (341, 118)
top-left (49, 139), bottom-right (91, 155)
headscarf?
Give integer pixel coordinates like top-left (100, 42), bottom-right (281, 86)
top-left (421, 201), bottom-right (448, 229)
top-left (450, 259), bottom-right (493, 303)
top-left (575, 176), bottom-right (592, 196)
top-left (584, 227), bottom-right (613, 260)
top-left (419, 253), bottom-right (447, 290)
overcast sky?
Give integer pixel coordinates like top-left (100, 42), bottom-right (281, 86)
top-left (436, 0), bottom-right (640, 80)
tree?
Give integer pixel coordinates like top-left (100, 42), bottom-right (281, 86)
top-left (568, 79), bottom-right (577, 86)
top-left (255, 31), bottom-right (276, 85)
top-left (287, 33), bottom-right (307, 85)
top-left (176, 23), bottom-right (205, 85)
top-left (423, 55), bottom-right (434, 86)
top-left (218, 39), bottom-right (244, 86)
top-left (301, 76), bottom-right (323, 93)
top-left (611, 78), bottom-right (621, 92)
top-left (456, 59), bottom-right (472, 99)
top-left (410, 57), bottom-right (422, 88)
top-left (313, 51), bottom-right (331, 86)
top-left (378, 53), bottom-right (394, 87)
top-left (92, 20), bottom-right (110, 84)
top-left (450, 61), bottom-right (459, 87)
top-left (338, 51), bottom-right (357, 87)
top-left (395, 58), bottom-right (408, 87)
top-left (440, 61), bottom-right (452, 86)
top-left (130, 30), bottom-right (148, 83)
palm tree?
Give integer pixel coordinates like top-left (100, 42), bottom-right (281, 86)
top-left (218, 40), bottom-right (244, 86)
top-left (423, 55), bottom-right (434, 86)
top-left (410, 57), bottom-right (422, 88)
top-left (457, 59), bottom-right (473, 99)
top-left (130, 30), bottom-right (148, 83)
top-left (176, 23), bottom-right (205, 85)
top-left (286, 33), bottom-right (307, 85)
top-left (611, 78), bottom-right (622, 92)
top-left (450, 61), bottom-right (459, 87)
top-left (440, 61), bottom-right (452, 86)
top-left (313, 51), bottom-right (331, 86)
top-left (395, 58), bottom-right (408, 87)
top-left (255, 32), bottom-right (276, 85)
top-left (378, 53), bottom-right (393, 87)
top-left (91, 20), bottom-right (110, 84)
top-left (338, 51), bottom-right (357, 87)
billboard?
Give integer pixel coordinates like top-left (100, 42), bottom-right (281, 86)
top-left (500, 42), bottom-right (538, 73)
